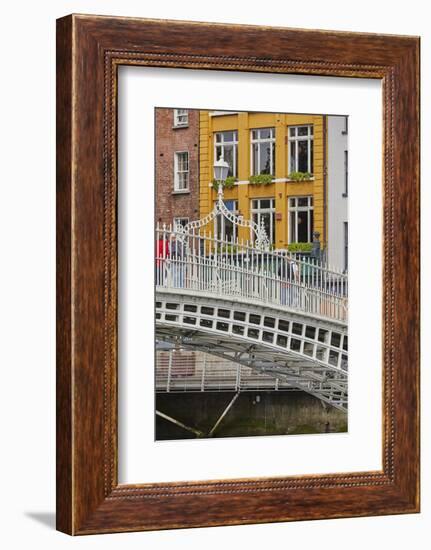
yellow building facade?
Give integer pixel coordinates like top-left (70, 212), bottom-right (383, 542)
top-left (199, 111), bottom-right (326, 250)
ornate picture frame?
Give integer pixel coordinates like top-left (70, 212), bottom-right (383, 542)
top-left (56, 14), bottom-right (420, 534)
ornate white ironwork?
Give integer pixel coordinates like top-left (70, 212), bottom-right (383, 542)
top-left (156, 225), bottom-right (348, 322)
top-left (155, 293), bottom-right (348, 410)
top-left (175, 185), bottom-right (270, 250)
top-left (155, 191), bottom-right (349, 409)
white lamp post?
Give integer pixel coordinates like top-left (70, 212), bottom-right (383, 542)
top-left (213, 158), bottom-right (230, 196)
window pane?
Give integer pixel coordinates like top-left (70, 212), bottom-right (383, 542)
top-left (215, 133), bottom-right (222, 143)
top-left (179, 173), bottom-right (187, 189)
top-left (215, 213), bottom-right (222, 239)
top-left (289, 127), bottom-right (296, 137)
top-left (179, 153), bottom-right (188, 170)
top-left (297, 141), bottom-right (308, 172)
top-left (290, 141), bottom-right (296, 172)
top-left (224, 218), bottom-right (234, 240)
top-left (260, 199), bottom-right (271, 209)
top-left (298, 126), bottom-right (308, 136)
top-left (252, 143), bottom-right (259, 175)
top-left (261, 213), bottom-right (272, 243)
top-left (310, 139), bottom-right (314, 173)
top-left (252, 200), bottom-right (259, 209)
top-left (252, 129), bottom-right (259, 140)
top-left (260, 128), bottom-right (272, 139)
top-left (223, 145), bottom-right (234, 177)
top-left (297, 210), bottom-right (309, 242)
top-left (289, 211), bottom-right (296, 242)
top-left (289, 197), bottom-right (296, 208)
top-left (175, 109), bottom-right (188, 126)
top-left (260, 143), bottom-right (271, 174)
top-left (223, 131), bottom-right (235, 142)
top-left (298, 197), bottom-right (308, 207)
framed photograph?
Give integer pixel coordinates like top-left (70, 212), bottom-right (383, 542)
top-left (56, 14), bottom-right (420, 534)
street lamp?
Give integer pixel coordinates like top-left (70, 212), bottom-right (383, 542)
top-left (213, 158), bottom-right (230, 193)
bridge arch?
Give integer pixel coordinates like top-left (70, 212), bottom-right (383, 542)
top-left (156, 220), bottom-right (348, 411)
top-left (156, 290), bottom-right (347, 410)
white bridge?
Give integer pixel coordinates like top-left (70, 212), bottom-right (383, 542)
top-left (156, 186), bottom-right (348, 412)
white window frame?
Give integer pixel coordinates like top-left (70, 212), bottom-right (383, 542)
top-left (250, 198), bottom-right (276, 245)
top-left (214, 200), bottom-right (239, 241)
top-left (174, 151), bottom-right (189, 192)
top-left (173, 217), bottom-right (189, 230)
top-left (173, 109), bottom-right (188, 127)
top-left (288, 196), bottom-right (314, 243)
top-left (250, 127), bottom-right (275, 176)
top-left (214, 131), bottom-right (238, 178)
top-left (288, 125), bottom-right (314, 174)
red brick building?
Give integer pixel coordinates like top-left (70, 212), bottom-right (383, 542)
top-left (155, 108), bottom-right (200, 228)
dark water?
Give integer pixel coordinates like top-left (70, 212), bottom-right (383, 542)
top-left (155, 391), bottom-right (347, 441)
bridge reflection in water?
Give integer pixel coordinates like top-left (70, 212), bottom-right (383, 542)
top-left (155, 223), bottom-right (348, 437)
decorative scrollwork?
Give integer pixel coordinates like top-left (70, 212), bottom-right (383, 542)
top-left (175, 185), bottom-right (270, 250)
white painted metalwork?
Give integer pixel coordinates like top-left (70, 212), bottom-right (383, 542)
top-left (173, 185), bottom-right (270, 250)
top-left (157, 350), bottom-right (332, 393)
top-left (156, 293), bottom-right (348, 410)
top-left (156, 189), bottom-right (348, 410)
top-left (156, 223), bottom-right (348, 323)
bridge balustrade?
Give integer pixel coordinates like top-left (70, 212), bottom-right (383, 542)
top-left (156, 225), bottom-right (348, 322)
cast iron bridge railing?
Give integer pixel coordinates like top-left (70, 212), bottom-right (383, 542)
top-left (155, 183), bottom-right (349, 411)
top-left (156, 224), bottom-right (348, 323)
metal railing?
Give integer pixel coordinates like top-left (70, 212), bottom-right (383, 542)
top-left (156, 224), bottom-right (348, 322)
top-left (156, 351), bottom-right (304, 393)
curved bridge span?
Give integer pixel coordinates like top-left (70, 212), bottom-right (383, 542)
top-left (156, 289), bottom-right (348, 410)
top-left (156, 224), bottom-right (348, 411)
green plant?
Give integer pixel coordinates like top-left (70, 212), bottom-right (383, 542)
top-left (288, 171), bottom-right (313, 182)
top-left (287, 242), bottom-right (313, 253)
top-left (224, 176), bottom-right (237, 188)
top-left (249, 174), bottom-right (274, 185)
top-left (212, 176), bottom-right (237, 191)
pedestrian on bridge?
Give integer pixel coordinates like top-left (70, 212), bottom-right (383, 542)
top-left (170, 233), bottom-right (185, 288)
top-left (279, 256), bottom-right (299, 308)
top-left (156, 223), bottom-right (170, 287)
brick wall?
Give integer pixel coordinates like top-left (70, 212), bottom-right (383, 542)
top-left (155, 108), bottom-right (200, 227)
